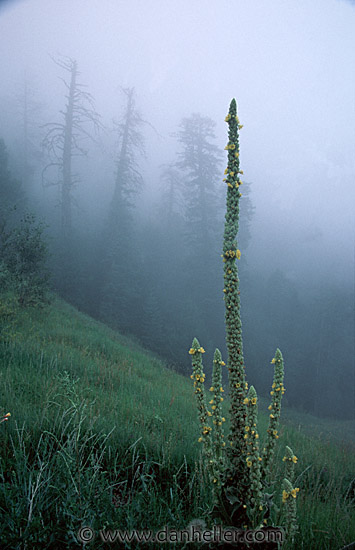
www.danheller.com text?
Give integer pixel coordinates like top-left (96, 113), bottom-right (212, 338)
top-left (77, 525), bottom-right (285, 544)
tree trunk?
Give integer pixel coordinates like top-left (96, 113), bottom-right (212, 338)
top-left (61, 61), bottom-right (77, 240)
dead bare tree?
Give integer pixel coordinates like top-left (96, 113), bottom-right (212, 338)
top-left (42, 56), bottom-right (101, 241)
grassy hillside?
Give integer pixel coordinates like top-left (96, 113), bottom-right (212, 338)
top-left (0, 294), bottom-right (354, 549)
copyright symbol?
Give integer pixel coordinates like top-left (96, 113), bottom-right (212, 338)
top-left (77, 526), bottom-right (95, 544)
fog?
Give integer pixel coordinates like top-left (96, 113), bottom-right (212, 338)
top-left (0, 0), bottom-right (354, 419)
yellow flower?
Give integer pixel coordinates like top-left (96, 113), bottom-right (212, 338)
top-left (244, 434), bottom-right (248, 439)
top-left (198, 347), bottom-right (205, 353)
top-left (222, 417), bottom-right (226, 422)
top-left (207, 411), bottom-right (212, 417)
top-left (210, 386), bottom-right (214, 391)
top-left (270, 414), bottom-right (275, 419)
top-left (245, 426), bottom-right (250, 432)
top-left (271, 358), bottom-right (276, 364)
top-left (225, 114), bottom-right (231, 122)
top-left (246, 459), bottom-right (252, 467)
top-left (251, 397), bottom-right (257, 405)
top-left (198, 437), bottom-right (203, 442)
top-left (188, 348), bottom-right (196, 355)
top-left (224, 168), bottom-right (228, 174)
top-left (190, 374), bottom-right (194, 379)
top-left (292, 455), bottom-right (298, 463)
top-left (270, 391), bottom-right (274, 396)
top-left (221, 361), bottom-right (226, 366)
top-left (272, 383), bottom-right (276, 388)
top-left (212, 405), bottom-right (216, 410)
top-left (236, 249), bottom-right (241, 260)
top-left (230, 171), bottom-right (235, 177)
top-left (220, 387), bottom-right (224, 392)
top-left (282, 490), bottom-right (289, 503)
top-left (236, 383), bottom-right (240, 388)
top-left (291, 488), bottom-right (300, 498)
top-left (255, 434), bottom-right (259, 439)
top-left (220, 397), bottom-right (224, 402)
top-left (213, 478), bottom-right (217, 483)
top-left (209, 399), bottom-right (214, 404)
top-left (243, 398), bottom-right (249, 405)
top-left (259, 505), bottom-right (263, 511)
top-left (268, 405), bottom-right (272, 410)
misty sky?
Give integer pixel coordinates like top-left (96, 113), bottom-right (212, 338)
top-left (0, 0), bottom-right (354, 286)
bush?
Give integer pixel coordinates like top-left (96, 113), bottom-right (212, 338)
top-left (0, 213), bottom-right (50, 307)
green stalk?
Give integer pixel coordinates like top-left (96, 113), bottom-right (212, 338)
top-left (223, 99), bottom-right (247, 461)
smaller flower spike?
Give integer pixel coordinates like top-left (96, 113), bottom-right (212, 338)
top-left (262, 348), bottom-right (285, 476)
top-left (282, 478), bottom-right (299, 542)
top-left (189, 339), bottom-right (222, 501)
top-left (211, 349), bottom-right (226, 465)
top-left (244, 386), bottom-right (263, 514)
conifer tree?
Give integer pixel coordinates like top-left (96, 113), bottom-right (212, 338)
top-left (15, 76), bottom-right (43, 190)
top-left (176, 113), bottom-right (223, 251)
top-left (99, 88), bottom-right (146, 334)
top-left (42, 56), bottom-right (101, 299)
top-left (175, 113), bottom-right (224, 353)
top-left (42, 56), bottom-right (101, 241)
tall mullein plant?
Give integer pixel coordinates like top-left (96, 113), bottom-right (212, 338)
top-left (222, 100), bottom-right (248, 466)
top-left (189, 99), bottom-right (298, 532)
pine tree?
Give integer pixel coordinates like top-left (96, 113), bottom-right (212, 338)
top-left (14, 76), bottom-right (43, 191)
top-left (176, 113), bottom-right (223, 251)
top-left (175, 113), bottom-right (224, 354)
top-left (99, 88), bottom-right (146, 334)
top-left (42, 56), bottom-right (101, 299)
top-left (42, 56), bottom-right (101, 241)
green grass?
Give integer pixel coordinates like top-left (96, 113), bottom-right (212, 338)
top-left (0, 293), bottom-right (354, 549)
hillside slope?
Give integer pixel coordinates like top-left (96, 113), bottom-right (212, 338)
top-left (0, 294), bottom-right (354, 549)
